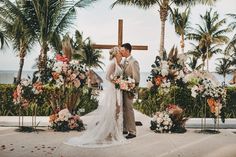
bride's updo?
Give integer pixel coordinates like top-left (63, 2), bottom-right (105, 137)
top-left (109, 47), bottom-right (120, 60)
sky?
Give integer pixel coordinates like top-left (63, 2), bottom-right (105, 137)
top-left (0, 0), bottom-right (236, 72)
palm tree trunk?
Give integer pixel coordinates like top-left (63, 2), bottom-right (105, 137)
top-left (38, 42), bottom-right (48, 81)
top-left (16, 41), bottom-right (27, 84)
top-left (224, 75), bottom-right (226, 84)
top-left (16, 57), bottom-right (24, 84)
top-left (180, 34), bottom-right (185, 54)
top-left (206, 47), bottom-right (209, 72)
top-left (159, 1), bottom-right (169, 59)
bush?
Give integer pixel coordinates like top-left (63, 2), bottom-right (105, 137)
top-left (135, 86), bottom-right (236, 118)
top-left (0, 84), bottom-right (98, 116)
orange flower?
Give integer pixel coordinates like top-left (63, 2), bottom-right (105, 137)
top-left (207, 98), bottom-right (216, 113)
top-left (52, 72), bottom-right (60, 80)
top-left (21, 99), bottom-right (29, 109)
top-left (154, 76), bottom-right (162, 86)
top-left (56, 54), bottom-right (68, 62)
top-left (13, 90), bottom-right (18, 100)
top-left (33, 81), bottom-right (43, 91)
top-left (207, 98), bottom-right (215, 107)
top-left (49, 114), bottom-right (58, 123)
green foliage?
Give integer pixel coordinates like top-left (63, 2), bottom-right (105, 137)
top-left (0, 84), bottom-right (17, 116)
top-left (0, 84), bottom-right (98, 116)
top-left (135, 86), bottom-right (236, 118)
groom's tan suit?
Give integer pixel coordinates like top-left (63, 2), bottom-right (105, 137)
top-left (123, 56), bottom-right (140, 135)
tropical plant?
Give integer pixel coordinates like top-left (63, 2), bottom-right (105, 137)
top-left (170, 7), bottom-right (191, 54)
top-left (0, 31), bottom-right (7, 49)
top-left (20, 0), bottom-right (97, 79)
top-left (225, 14), bottom-right (236, 56)
top-left (187, 56), bottom-right (203, 71)
top-left (0, 0), bottom-right (36, 84)
top-left (216, 57), bottom-right (233, 84)
top-left (111, 0), bottom-right (217, 59)
top-left (73, 30), bottom-right (104, 70)
top-left (187, 43), bottom-right (221, 71)
top-left (187, 9), bottom-right (230, 71)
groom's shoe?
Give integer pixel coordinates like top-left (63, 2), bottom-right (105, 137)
top-left (123, 131), bottom-right (128, 135)
top-left (125, 133), bottom-right (136, 139)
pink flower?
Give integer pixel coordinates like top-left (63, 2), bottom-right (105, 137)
top-left (73, 79), bottom-right (81, 88)
top-left (120, 82), bottom-right (128, 90)
top-left (70, 73), bottom-right (77, 81)
top-left (62, 63), bottom-right (68, 72)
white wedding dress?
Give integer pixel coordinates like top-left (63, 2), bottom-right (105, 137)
top-left (64, 58), bottom-right (127, 148)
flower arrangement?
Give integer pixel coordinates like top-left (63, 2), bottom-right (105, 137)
top-left (46, 54), bottom-right (87, 113)
top-left (150, 111), bottom-right (173, 133)
top-left (49, 108), bottom-right (84, 132)
top-left (190, 78), bottom-right (226, 117)
top-left (146, 53), bottom-right (187, 92)
top-left (150, 104), bottom-right (188, 133)
top-left (13, 78), bottom-right (44, 109)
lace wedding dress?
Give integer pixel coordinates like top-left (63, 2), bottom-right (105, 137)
top-left (64, 58), bottom-right (127, 148)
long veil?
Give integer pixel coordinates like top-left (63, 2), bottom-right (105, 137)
top-left (64, 58), bottom-right (127, 148)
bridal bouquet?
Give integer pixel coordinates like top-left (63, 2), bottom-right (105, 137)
top-left (49, 108), bottom-right (84, 132)
top-left (113, 75), bottom-right (136, 96)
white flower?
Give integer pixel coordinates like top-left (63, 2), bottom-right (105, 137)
top-left (53, 61), bottom-right (63, 73)
top-left (69, 60), bottom-right (79, 65)
top-left (21, 79), bottom-right (31, 86)
top-left (58, 108), bottom-right (72, 121)
top-left (177, 70), bottom-right (185, 80)
top-left (161, 61), bottom-right (169, 76)
top-left (159, 113), bottom-right (164, 118)
top-left (163, 120), bottom-right (169, 126)
top-left (152, 115), bottom-right (157, 121)
top-left (191, 86), bottom-right (198, 98)
top-left (156, 117), bottom-right (163, 124)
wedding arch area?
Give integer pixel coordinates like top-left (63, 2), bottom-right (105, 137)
top-left (1, 0), bottom-right (236, 157)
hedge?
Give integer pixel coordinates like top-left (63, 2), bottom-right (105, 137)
top-left (1, 84), bottom-right (236, 118)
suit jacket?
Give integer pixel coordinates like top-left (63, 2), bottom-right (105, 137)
top-left (123, 56), bottom-right (140, 86)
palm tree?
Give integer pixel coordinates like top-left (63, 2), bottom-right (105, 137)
top-left (187, 44), bottom-right (203, 71)
top-left (0, 31), bottom-right (7, 49)
top-left (170, 7), bottom-right (191, 54)
top-left (0, 0), bottom-right (36, 84)
top-left (111, 0), bottom-right (217, 59)
top-left (187, 56), bottom-right (203, 71)
top-left (187, 9), bottom-right (230, 71)
top-left (225, 14), bottom-right (236, 56)
top-left (20, 0), bottom-right (97, 78)
top-left (80, 38), bottom-right (104, 70)
top-left (216, 57), bottom-right (232, 84)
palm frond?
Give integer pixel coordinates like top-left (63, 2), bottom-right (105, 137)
top-left (111, 0), bottom-right (158, 9)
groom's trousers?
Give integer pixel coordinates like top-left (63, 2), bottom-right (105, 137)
top-left (123, 92), bottom-right (136, 135)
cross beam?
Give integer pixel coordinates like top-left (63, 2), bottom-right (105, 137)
top-left (92, 19), bottom-right (148, 51)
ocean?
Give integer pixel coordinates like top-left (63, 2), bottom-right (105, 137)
top-left (0, 70), bottom-right (233, 87)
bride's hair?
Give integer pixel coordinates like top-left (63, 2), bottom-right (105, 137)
top-left (109, 47), bottom-right (120, 60)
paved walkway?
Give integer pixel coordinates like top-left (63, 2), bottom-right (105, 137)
top-left (0, 111), bottom-right (236, 157)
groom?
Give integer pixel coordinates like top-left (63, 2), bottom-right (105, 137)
top-left (120, 43), bottom-right (140, 139)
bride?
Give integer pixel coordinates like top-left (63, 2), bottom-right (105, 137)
top-left (64, 47), bottom-right (127, 148)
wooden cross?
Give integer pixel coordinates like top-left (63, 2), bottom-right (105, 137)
top-left (92, 19), bottom-right (148, 51)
